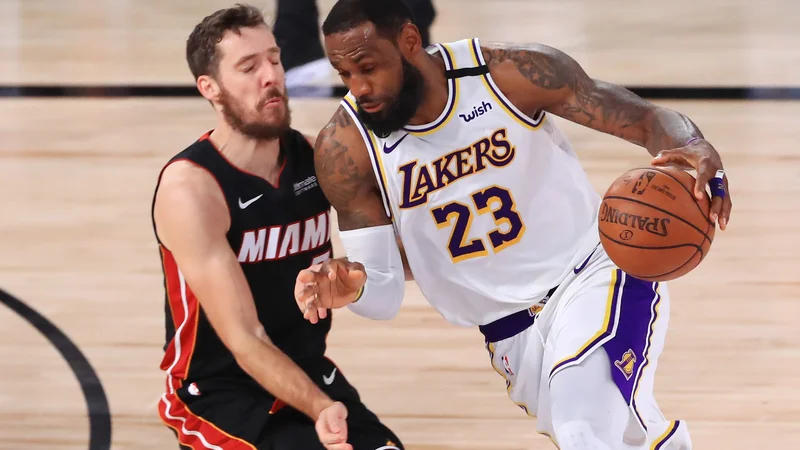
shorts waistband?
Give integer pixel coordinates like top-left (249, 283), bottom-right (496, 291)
top-left (478, 285), bottom-right (557, 343)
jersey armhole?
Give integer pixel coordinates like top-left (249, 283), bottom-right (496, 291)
top-left (152, 158), bottom-right (231, 247)
top-left (469, 37), bottom-right (547, 130)
top-left (339, 97), bottom-right (394, 222)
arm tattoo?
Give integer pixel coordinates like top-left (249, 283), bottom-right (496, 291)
top-left (314, 107), bottom-right (391, 230)
top-left (315, 108), bottom-right (358, 207)
top-left (482, 43), bottom-right (701, 153)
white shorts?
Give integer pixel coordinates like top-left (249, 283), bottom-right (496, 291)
top-left (483, 244), bottom-right (684, 448)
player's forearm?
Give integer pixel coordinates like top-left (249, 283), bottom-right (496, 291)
top-left (396, 235), bottom-right (414, 281)
top-left (232, 331), bottom-right (333, 420)
top-left (341, 225), bottom-right (405, 320)
top-left (643, 106), bottom-right (704, 156)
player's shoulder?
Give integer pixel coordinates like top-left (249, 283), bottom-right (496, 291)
top-left (476, 40), bottom-right (565, 70)
top-left (315, 99), bottom-right (364, 151)
top-left (153, 158), bottom-right (229, 242)
top-left (156, 134), bottom-right (226, 213)
top-left (159, 135), bottom-right (217, 186)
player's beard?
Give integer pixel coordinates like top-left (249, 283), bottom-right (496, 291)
top-left (356, 56), bottom-right (424, 138)
top-left (218, 84), bottom-right (292, 140)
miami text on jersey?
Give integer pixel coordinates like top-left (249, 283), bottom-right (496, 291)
top-left (237, 210), bottom-right (330, 263)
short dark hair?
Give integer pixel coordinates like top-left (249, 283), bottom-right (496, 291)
top-left (186, 3), bottom-right (268, 80)
top-left (322, 0), bottom-right (414, 40)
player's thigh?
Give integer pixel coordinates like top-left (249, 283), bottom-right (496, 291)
top-left (544, 262), bottom-right (671, 441)
top-left (548, 348), bottom-right (631, 447)
top-left (485, 324), bottom-right (546, 418)
top-left (161, 384), bottom-right (277, 449)
top-left (547, 261), bottom-right (667, 387)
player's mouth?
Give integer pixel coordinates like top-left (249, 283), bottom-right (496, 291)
top-left (359, 100), bottom-right (384, 113)
top-left (262, 97), bottom-right (283, 108)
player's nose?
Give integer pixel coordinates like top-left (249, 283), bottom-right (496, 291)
top-left (258, 63), bottom-right (283, 89)
top-left (348, 75), bottom-right (373, 99)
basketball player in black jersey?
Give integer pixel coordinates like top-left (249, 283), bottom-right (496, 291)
top-left (151, 5), bottom-right (402, 450)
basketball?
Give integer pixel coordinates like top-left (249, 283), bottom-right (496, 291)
top-left (598, 166), bottom-right (716, 282)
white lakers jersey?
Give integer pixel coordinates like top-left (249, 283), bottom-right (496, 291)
top-left (340, 38), bottom-right (602, 327)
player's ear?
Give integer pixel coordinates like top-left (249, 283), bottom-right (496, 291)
top-left (196, 75), bottom-right (220, 103)
top-left (397, 22), bottom-right (422, 56)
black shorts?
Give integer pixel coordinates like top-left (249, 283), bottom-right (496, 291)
top-left (159, 357), bottom-right (402, 450)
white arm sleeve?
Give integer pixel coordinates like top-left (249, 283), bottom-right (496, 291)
top-left (339, 224), bottom-right (405, 320)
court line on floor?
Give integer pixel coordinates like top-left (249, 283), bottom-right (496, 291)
top-left (0, 288), bottom-right (112, 450)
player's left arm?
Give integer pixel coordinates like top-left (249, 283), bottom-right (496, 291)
top-left (304, 133), bottom-right (413, 280)
top-left (482, 42), bottom-right (731, 229)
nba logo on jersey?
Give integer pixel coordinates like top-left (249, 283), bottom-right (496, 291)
top-left (502, 355), bottom-right (514, 376)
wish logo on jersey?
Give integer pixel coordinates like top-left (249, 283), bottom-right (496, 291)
top-left (237, 211), bottom-right (330, 263)
top-left (398, 128), bottom-right (516, 209)
top-left (459, 100), bottom-right (493, 123)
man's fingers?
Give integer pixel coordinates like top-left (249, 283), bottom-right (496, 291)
top-left (712, 174), bottom-right (732, 230)
top-left (693, 162), bottom-right (717, 202)
top-left (651, 149), bottom-right (692, 169)
top-left (296, 283), bottom-right (318, 304)
top-left (708, 195), bottom-right (723, 224)
top-left (296, 268), bottom-right (320, 285)
top-left (319, 259), bottom-right (347, 275)
top-left (304, 298), bottom-right (321, 324)
top-left (720, 192), bottom-right (732, 230)
top-left (325, 443), bottom-right (353, 450)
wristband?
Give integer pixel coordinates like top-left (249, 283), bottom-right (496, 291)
top-left (353, 285), bottom-right (365, 303)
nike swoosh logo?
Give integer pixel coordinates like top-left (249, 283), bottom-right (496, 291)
top-left (322, 367), bottom-right (337, 386)
top-left (574, 246), bottom-right (599, 274)
top-left (238, 194), bottom-right (263, 209)
top-left (382, 133), bottom-right (409, 154)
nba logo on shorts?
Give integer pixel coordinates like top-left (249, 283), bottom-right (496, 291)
top-left (502, 355), bottom-right (514, 376)
top-left (187, 382), bottom-right (201, 396)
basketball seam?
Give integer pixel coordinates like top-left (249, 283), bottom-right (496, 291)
top-left (598, 229), bottom-right (701, 251)
top-left (640, 167), bottom-right (711, 222)
top-left (599, 229), bottom-right (705, 279)
top-left (603, 195), bottom-right (712, 244)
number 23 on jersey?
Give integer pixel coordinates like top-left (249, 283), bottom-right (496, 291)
top-left (430, 185), bottom-right (526, 263)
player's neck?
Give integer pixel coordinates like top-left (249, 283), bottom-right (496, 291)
top-left (209, 126), bottom-right (283, 185)
top-left (407, 52), bottom-right (449, 126)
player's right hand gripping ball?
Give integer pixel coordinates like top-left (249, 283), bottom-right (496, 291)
top-left (598, 166), bottom-right (715, 282)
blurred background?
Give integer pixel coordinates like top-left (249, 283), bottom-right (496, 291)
top-left (0, 1), bottom-right (798, 449)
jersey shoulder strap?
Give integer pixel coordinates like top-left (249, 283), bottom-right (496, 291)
top-left (437, 38), bottom-right (489, 79)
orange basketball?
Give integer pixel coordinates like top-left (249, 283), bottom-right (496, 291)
top-left (598, 166), bottom-right (715, 282)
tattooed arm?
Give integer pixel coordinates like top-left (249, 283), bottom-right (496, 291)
top-left (481, 42), bottom-right (700, 154)
top-left (313, 106), bottom-right (392, 231)
top-left (310, 109), bottom-right (415, 280)
top-left (294, 106), bottom-right (406, 324)
top-left (482, 42), bottom-right (732, 228)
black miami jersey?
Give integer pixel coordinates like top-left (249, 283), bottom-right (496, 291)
top-left (152, 128), bottom-right (334, 389)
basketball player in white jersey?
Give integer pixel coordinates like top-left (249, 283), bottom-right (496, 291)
top-left (295, 0), bottom-right (733, 449)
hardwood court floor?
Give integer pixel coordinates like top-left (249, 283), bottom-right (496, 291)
top-left (0, 0), bottom-right (799, 449)
top-left (0, 98), bottom-right (798, 450)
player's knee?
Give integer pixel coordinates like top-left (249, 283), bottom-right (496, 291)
top-left (549, 351), bottom-right (628, 447)
top-left (550, 352), bottom-right (615, 421)
top-left (552, 420), bottom-right (613, 450)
